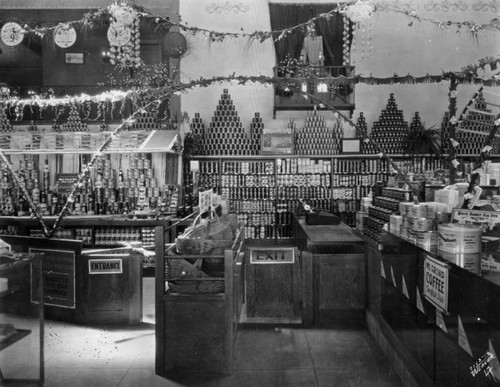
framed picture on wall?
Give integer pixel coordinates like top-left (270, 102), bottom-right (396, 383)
top-left (65, 53), bottom-right (85, 64)
top-left (342, 138), bottom-right (360, 154)
top-left (261, 134), bottom-right (294, 155)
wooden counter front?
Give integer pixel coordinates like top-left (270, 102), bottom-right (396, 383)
top-left (293, 215), bottom-right (366, 324)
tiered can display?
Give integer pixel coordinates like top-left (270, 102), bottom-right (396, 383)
top-left (368, 93), bottom-right (409, 154)
top-left (295, 108), bottom-right (343, 155)
top-left (196, 89), bottom-right (260, 156)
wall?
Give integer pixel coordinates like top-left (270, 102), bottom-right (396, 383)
top-left (180, 0), bottom-right (499, 136)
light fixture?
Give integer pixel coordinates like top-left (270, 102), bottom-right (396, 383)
top-left (102, 51), bottom-right (111, 63)
top-left (317, 82), bottom-right (327, 93)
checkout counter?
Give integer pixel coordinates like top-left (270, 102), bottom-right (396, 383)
top-left (293, 214), bottom-right (366, 325)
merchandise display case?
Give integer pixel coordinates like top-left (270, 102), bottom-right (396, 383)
top-left (0, 252), bottom-right (44, 385)
top-left (0, 216), bottom-right (173, 326)
top-left (365, 222), bottom-right (500, 386)
top-left (0, 215), bottom-right (176, 270)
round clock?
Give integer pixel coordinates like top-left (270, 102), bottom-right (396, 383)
top-left (107, 24), bottom-right (131, 47)
top-left (1, 22), bottom-right (24, 46)
top-left (54, 23), bottom-right (77, 48)
top-left (162, 31), bottom-right (187, 58)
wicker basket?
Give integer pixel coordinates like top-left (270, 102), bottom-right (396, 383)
top-left (219, 213), bottom-right (239, 237)
top-left (207, 212), bottom-right (233, 240)
top-left (176, 211), bottom-right (233, 255)
top-left (167, 279), bottom-right (224, 294)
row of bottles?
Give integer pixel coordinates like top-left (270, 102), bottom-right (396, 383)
top-left (0, 154), bottom-right (178, 217)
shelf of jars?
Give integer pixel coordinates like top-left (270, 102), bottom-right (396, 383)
top-left (185, 155), bottom-right (444, 239)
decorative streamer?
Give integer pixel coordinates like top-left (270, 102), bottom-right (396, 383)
top-left (7, 2), bottom-right (500, 47)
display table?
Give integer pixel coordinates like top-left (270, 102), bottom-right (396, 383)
top-left (293, 215), bottom-right (365, 325)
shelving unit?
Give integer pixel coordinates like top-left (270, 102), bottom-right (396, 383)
top-left (188, 154), bottom-right (445, 239)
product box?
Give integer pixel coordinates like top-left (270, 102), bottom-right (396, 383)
top-left (435, 189), bottom-right (459, 213)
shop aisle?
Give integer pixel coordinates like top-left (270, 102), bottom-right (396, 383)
top-left (33, 278), bottom-right (402, 387)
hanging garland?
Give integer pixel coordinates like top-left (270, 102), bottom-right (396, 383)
top-left (107, 3), bottom-right (142, 69)
top-left (6, 1), bottom-right (500, 50)
top-left (2, 56), bottom-right (499, 114)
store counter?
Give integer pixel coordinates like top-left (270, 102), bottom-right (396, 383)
top-left (365, 231), bottom-right (500, 387)
top-left (293, 215), bottom-right (365, 325)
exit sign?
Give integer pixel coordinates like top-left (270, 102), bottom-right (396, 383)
top-left (250, 247), bottom-right (295, 264)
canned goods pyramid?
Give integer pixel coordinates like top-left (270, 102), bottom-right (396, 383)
top-left (62, 103), bottom-right (88, 132)
top-left (191, 89), bottom-right (261, 156)
top-left (369, 93), bottom-right (409, 154)
top-left (454, 92), bottom-right (500, 155)
top-left (295, 106), bottom-right (343, 155)
top-left (0, 103), bottom-right (13, 133)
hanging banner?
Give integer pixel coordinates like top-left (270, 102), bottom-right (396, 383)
top-left (423, 255), bottom-right (449, 313)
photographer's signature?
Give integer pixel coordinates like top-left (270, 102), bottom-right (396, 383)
top-left (470, 351), bottom-right (496, 381)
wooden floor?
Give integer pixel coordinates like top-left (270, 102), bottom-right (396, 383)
top-left (2, 278), bottom-right (403, 386)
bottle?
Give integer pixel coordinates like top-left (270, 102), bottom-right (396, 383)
top-left (43, 158), bottom-right (50, 191)
top-left (32, 178), bottom-right (40, 205)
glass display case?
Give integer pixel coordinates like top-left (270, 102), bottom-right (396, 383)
top-left (367, 208), bottom-right (500, 387)
top-left (0, 252), bottom-right (44, 384)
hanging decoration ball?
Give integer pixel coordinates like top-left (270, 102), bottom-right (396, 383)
top-left (344, 0), bottom-right (375, 24)
top-left (1, 22), bottom-right (24, 46)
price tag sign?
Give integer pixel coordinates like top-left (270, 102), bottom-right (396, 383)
top-left (199, 189), bottom-right (212, 213)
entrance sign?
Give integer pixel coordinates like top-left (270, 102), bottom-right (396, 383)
top-left (89, 258), bottom-right (123, 274)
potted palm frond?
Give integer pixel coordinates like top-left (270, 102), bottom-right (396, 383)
top-left (404, 124), bottom-right (442, 157)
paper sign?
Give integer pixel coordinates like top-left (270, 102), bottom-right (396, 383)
top-left (89, 258), bottom-right (123, 274)
top-left (416, 286), bottom-right (425, 314)
top-left (458, 315), bottom-right (473, 357)
top-left (189, 160), bottom-right (200, 172)
top-left (436, 309), bottom-right (448, 333)
top-left (199, 188), bottom-right (212, 213)
top-left (402, 275), bottom-right (409, 299)
top-left (423, 255), bottom-right (449, 313)
top-left (30, 248), bottom-right (76, 309)
top-left (489, 339), bottom-right (500, 381)
top-left (391, 266), bottom-right (397, 288)
top-left (250, 247), bottom-right (295, 264)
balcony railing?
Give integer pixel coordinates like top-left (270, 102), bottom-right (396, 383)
top-left (273, 65), bottom-right (355, 118)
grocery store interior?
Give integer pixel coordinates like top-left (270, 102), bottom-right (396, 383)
top-left (0, 0), bottom-right (499, 386)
